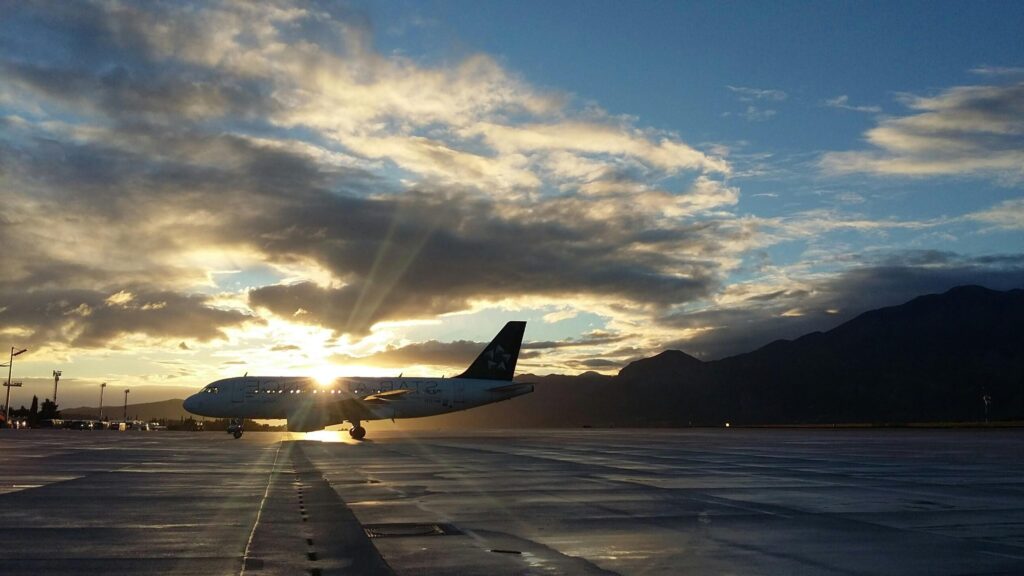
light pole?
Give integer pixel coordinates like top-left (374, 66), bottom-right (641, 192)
top-left (123, 389), bottom-right (130, 422)
top-left (4, 347), bottom-right (28, 424)
top-left (98, 382), bottom-right (107, 421)
top-left (52, 370), bottom-right (62, 405)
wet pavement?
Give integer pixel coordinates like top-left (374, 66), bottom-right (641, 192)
top-left (1, 428), bottom-right (1023, 575)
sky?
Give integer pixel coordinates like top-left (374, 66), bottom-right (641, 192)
top-left (1, 0), bottom-right (1022, 408)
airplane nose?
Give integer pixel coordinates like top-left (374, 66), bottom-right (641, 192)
top-left (183, 394), bottom-right (199, 414)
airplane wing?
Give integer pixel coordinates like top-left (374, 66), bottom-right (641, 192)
top-left (486, 382), bottom-right (535, 394)
top-left (360, 389), bottom-right (413, 403)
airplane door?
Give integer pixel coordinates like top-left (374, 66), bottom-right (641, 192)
top-left (231, 381), bottom-right (244, 403)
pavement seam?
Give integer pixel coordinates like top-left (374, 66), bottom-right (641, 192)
top-left (290, 441), bottom-right (397, 576)
top-left (239, 441), bottom-right (284, 576)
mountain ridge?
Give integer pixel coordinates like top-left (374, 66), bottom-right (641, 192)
top-left (61, 399), bottom-right (192, 421)
top-left (417, 284), bottom-right (1024, 428)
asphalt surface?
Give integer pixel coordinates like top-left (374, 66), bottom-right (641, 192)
top-left (1, 428), bottom-right (1023, 575)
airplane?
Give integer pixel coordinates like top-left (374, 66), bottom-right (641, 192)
top-left (183, 321), bottom-right (533, 439)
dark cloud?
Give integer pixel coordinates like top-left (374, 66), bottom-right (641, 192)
top-left (522, 331), bottom-right (626, 350)
top-left (330, 331), bottom-right (635, 370)
top-left (5, 108), bottom-right (720, 345)
top-left (331, 340), bottom-right (484, 369)
top-left (660, 254), bottom-right (1024, 359)
top-left (1, 1), bottom-right (281, 129)
top-left (0, 286), bottom-right (255, 349)
top-left (246, 191), bottom-right (722, 334)
top-left (565, 358), bottom-right (623, 370)
top-left (5, 114), bottom-right (723, 342)
top-left (270, 344), bottom-right (301, 352)
top-left (0, 1), bottom-right (735, 350)
top-left (822, 82), bottom-right (1024, 180)
top-left (2, 59), bottom-right (274, 123)
top-left (742, 289), bottom-right (810, 302)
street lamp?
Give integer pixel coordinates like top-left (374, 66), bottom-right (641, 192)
top-left (99, 382), bottom-right (107, 421)
top-left (123, 389), bottom-right (130, 422)
top-left (52, 370), bottom-right (62, 405)
top-left (4, 347), bottom-right (28, 425)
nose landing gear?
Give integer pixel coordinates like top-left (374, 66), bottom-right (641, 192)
top-left (227, 418), bottom-right (244, 439)
top-left (349, 421), bottom-right (366, 440)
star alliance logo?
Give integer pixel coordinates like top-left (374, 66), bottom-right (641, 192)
top-left (485, 344), bottom-right (511, 371)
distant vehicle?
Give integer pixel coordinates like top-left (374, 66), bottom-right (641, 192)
top-left (184, 321), bottom-right (534, 439)
top-left (67, 420), bottom-right (93, 430)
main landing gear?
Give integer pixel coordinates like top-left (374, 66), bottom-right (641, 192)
top-left (228, 418), bottom-right (244, 439)
top-left (349, 421), bottom-right (366, 440)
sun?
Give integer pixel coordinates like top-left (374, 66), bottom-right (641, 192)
top-left (311, 367), bottom-right (337, 387)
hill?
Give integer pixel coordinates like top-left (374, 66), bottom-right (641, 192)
top-left (409, 285), bottom-right (1024, 428)
top-left (62, 399), bottom-right (190, 421)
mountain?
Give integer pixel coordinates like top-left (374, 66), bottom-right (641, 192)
top-left (706, 285), bottom-right (1024, 424)
top-left (62, 399), bottom-right (190, 421)
top-left (409, 285), bottom-right (1024, 428)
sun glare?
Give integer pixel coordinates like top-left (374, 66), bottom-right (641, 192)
top-left (303, 429), bottom-right (354, 443)
top-left (312, 368), bottom-right (336, 386)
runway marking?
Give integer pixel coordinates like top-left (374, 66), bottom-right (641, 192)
top-left (239, 441), bottom-right (284, 576)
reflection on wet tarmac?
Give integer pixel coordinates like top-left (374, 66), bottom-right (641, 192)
top-left (2, 429), bottom-right (1024, 575)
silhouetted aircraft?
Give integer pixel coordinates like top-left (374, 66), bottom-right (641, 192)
top-left (183, 322), bottom-right (532, 439)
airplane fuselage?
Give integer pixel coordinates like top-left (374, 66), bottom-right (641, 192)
top-left (183, 375), bottom-right (533, 431)
top-left (184, 321), bottom-right (532, 437)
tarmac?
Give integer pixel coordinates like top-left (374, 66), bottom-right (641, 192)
top-left (1, 428), bottom-right (1023, 575)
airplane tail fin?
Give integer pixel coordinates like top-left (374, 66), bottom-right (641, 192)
top-left (454, 321), bottom-right (526, 381)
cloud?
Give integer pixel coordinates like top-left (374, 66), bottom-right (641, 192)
top-left (542, 308), bottom-right (578, 323)
top-left (332, 339), bottom-right (483, 369)
top-left (727, 86), bottom-right (788, 102)
top-left (823, 95), bottom-right (881, 113)
top-left (658, 252), bottom-right (1024, 359)
top-left (329, 331), bottom-right (629, 371)
top-left (724, 86), bottom-right (786, 122)
top-left (0, 0), bottom-right (744, 352)
top-left (2, 1), bottom-right (727, 194)
top-left (970, 65), bottom-right (1024, 77)
top-left (968, 198), bottom-right (1024, 230)
top-left (821, 82), bottom-right (1024, 181)
top-left (0, 286), bottom-right (255, 350)
top-left (740, 106), bottom-right (777, 122)
top-left (7, 0), bottom-right (1013, 378)
top-left (761, 208), bottom-right (947, 239)
top-left (464, 121), bottom-right (729, 176)
top-left (566, 358), bottom-right (622, 369)
top-left (245, 192), bottom-right (724, 334)
top-left (270, 344), bottom-right (301, 352)
top-left (521, 331), bottom-right (627, 350)
top-left (4, 104), bottom-right (730, 343)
